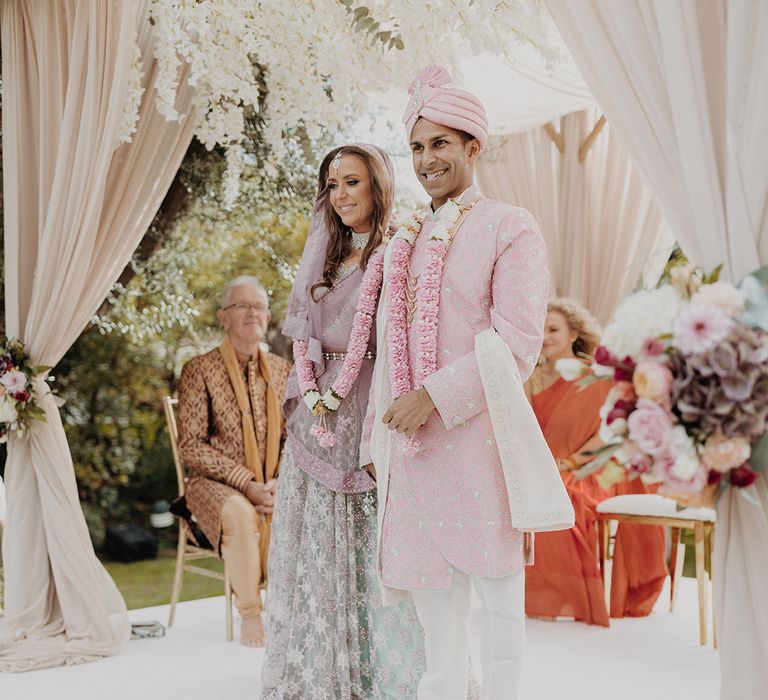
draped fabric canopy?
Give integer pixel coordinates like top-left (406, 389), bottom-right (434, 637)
top-left (545, 2), bottom-right (768, 697)
top-left (477, 108), bottom-right (674, 324)
top-left (1, 0), bottom-right (196, 671)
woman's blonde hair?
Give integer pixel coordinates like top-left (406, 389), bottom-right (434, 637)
top-left (547, 297), bottom-right (602, 358)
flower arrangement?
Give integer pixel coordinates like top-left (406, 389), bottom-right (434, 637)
top-left (0, 338), bottom-right (53, 443)
top-left (562, 265), bottom-right (768, 496)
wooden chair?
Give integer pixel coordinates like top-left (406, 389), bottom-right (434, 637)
top-left (596, 493), bottom-right (716, 646)
top-left (163, 396), bottom-right (233, 641)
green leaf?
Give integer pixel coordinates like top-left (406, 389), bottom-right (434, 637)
top-left (359, 17), bottom-right (374, 30)
top-left (750, 433), bottom-right (768, 471)
top-left (580, 442), bottom-right (621, 458)
top-left (394, 37), bottom-right (405, 50)
top-left (704, 264), bottom-right (723, 284)
top-left (353, 6), bottom-right (368, 21)
top-left (576, 374), bottom-right (601, 388)
top-left (574, 443), bottom-right (622, 481)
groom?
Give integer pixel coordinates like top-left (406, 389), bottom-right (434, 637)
top-left (367, 66), bottom-right (551, 699)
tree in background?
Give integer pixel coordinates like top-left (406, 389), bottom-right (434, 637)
top-left (55, 129), bottom-right (318, 543)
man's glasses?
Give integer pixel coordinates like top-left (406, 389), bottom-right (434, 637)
top-left (222, 302), bottom-right (269, 313)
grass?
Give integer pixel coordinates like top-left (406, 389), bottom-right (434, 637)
top-left (104, 551), bottom-right (225, 610)
top-left (0, 531), bottom-right (707, 613)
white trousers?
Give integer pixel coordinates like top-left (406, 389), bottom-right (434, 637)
top-left (411, 569), bottom-right (525, 700)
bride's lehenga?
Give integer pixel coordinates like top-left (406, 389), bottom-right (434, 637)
top-left (262, 266), bottom-right (425, 700)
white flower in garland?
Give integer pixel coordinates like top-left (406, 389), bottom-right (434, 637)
top-left (437, 199), bottom-right (461, 223)
top-left (429, 221), bottom-right (450, 243)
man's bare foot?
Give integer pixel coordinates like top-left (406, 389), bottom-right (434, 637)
top-left (240, 614), bottom-right (265, 647)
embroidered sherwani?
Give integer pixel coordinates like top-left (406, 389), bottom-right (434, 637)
top-left (177, 348), bottom-right (290, 553)
top-left (373, 186), bottom-right (549, 593)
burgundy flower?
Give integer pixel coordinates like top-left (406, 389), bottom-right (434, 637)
top-left (614, 366), bottom-right (634, 382)
top-left (607, 407), bottom-right (628, 425)
top-left (729, 463), bottom-right (758, 488)
top-left (707, 470), bottom-right (723, 486)
top-left (14, 390), bottom-right (29, 402)
top-left (594, 346), bottom-right (616, 366)
top-left (614, 399), bottom-right (638, 414)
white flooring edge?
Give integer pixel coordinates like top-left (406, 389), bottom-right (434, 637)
top-left (0, 577), bottom-right (719, 700)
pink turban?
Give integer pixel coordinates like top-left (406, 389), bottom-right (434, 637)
top-left (403, 65), bottom-right (488, 150)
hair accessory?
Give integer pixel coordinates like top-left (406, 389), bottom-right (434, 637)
top-left (331, 150), bottom-right (343, 173)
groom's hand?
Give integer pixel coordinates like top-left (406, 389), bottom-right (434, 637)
top-left (383, 388), bottom-right (435, 435)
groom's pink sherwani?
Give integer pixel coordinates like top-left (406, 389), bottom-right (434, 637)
top-left (380, 185), bottom-right (548, 591)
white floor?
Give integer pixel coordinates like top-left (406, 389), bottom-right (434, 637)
top-left (1, 577), bottom-right (719, 700)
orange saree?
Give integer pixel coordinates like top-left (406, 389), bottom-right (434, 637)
top-left (526, 377), bottom-right (667, 625)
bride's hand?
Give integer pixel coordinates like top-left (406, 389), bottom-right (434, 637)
top-left (363, 463), bottom-right (377, 482)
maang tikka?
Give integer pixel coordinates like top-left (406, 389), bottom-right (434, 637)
top-left (331, 150), bottom-right (343, 173)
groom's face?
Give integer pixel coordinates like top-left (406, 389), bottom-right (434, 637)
top-left (410, 118), bottom-right (480, 208)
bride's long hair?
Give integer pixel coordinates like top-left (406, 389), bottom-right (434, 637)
top-left (310, 145), bottom-right (394, 300)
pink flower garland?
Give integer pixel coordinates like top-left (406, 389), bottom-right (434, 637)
top-left (415, 240), bottom-right (446, 384)
top-left (294, 250), bottom-right (384, 447)
top-left (386, 200), bottom-right (477, 454)
top-left (386, 240), bottom-right (414, 399)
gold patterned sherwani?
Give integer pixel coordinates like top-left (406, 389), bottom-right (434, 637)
top-left (177, 348), bottom-right (290, 554)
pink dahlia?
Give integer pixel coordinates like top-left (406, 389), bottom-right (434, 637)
top-left (673, 304), bottom-right (734, 355)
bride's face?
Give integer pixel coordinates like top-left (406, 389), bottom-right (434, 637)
top-left (327, 154), bottom-right (374, 234)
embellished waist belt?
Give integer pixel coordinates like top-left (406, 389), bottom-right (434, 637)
top-left (322, 351), bottom-right (376, 361)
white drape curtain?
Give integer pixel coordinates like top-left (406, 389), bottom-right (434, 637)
top-left (546, 2), bottom-right (768, 697)
top-left (477, 108), bottom-right (674, 324)
top-left (1, 0), bottom-right (196, 671)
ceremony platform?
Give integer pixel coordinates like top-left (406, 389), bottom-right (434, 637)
top-left (1, 577), bottom-right (718, 700)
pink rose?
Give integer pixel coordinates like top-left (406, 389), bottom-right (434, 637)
top-left (640, 337), bottom-right (665, 357)
top-left (633, 360), bottom-right (673, 403)
top-left (627, 399), bottom-right (674, 455)
top-left (701, 435), bottom-right (752, 473)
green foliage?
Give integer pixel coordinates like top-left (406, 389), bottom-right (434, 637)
top-left (339, 2), bottom-right (405, 50)
top-left (56, 329), bottom-right (180, 535)
top-left (59, 132), bottom-right (318, 542)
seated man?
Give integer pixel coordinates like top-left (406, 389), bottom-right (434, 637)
top-left (178, 276), bottom-right (290, 646)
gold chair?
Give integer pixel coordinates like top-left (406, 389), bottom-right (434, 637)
top-left (163, 396), bottom-right (233, 641)
top-left (596, 493), bottom-right (716, 646)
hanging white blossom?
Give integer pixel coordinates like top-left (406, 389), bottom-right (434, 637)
top-left (134, 0), bottom-right (559, 204)
top-left (117, 40), bottom-right (145, 144)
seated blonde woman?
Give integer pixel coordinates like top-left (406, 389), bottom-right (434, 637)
top-left (525, 298), bottom-right (667, 625)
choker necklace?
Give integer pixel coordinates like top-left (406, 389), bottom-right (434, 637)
top-left (350, 230), bottom-right (369, 249)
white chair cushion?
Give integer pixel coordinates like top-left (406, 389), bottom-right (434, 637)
top-left (596, 494), bottom-right (716, 522)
